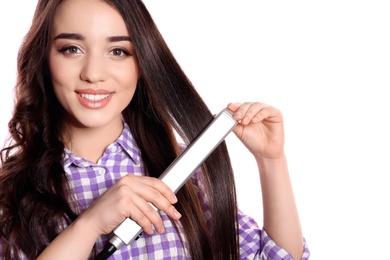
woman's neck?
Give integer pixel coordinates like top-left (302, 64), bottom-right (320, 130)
top-left (63, 118), bottom-right (124, 163)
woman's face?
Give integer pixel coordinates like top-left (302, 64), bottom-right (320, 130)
top-left (49, 0), bottom-right (139, 130)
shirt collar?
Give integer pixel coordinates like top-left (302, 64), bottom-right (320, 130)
top-left (116, 123), bottom-right (141, 164)
top-left (62, 123), bottom-right (141, 168)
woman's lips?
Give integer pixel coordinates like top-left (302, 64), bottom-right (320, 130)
top-left (76, 89), bottom-right (113, 109)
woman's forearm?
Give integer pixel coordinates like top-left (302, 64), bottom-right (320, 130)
top-left (37, 216), bottom-right (99, 260)
top-left (257, 155), bottom-right (304, 260)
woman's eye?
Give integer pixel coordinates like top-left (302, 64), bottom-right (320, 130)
top-left (58, 46), bottom-right (81, 54)
top-left (110, 48), bottom-right (130, 57)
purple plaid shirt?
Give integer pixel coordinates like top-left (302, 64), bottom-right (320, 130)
top-left (0, 123), bottom-right (309, 259)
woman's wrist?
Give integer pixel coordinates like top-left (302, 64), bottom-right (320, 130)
top-left (71, 213), bottom-right (102, 243)
top-left (255, 154), bottom-right (287, 170)
top-left (37, 213), bottom-right (101, 259)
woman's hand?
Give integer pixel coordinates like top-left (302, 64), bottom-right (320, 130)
top-left (229, 102), bottom-right (305, 259)
top-left (228, 102), bottom-right (285, 160)
top-left (80, 174), bottom-right (181, 237)
top-left (38, 175), bottom-right (181, 260)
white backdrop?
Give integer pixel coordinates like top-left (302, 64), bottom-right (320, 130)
top-left (1, 1), bottom-right (390, 259)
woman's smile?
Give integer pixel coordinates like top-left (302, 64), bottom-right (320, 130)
top-left (75, 89), bottom-right (114, 109)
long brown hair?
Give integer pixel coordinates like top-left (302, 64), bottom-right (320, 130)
top-left (0, 0), bottom-right (239, 259)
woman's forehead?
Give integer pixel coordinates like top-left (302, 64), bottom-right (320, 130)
top-left (52, 0), bottom-right (129, 38)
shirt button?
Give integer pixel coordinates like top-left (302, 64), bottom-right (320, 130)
top-left (111, 146), bottom-right (117, 153)
top-left (98, 168), bottom-right (106, 175)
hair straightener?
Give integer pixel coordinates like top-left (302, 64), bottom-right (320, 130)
top-left (96, 108), bottom-right (238, 260)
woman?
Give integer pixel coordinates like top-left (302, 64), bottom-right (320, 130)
top-left (0, 0), bottom-right (309, 259)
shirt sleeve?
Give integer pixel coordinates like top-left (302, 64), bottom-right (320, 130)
top-left (238, 210), bottom-right (310, 260)
top-left (191, 170), bottom-right (310, 260)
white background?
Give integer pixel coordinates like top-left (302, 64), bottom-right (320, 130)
top-left (1, 1), bottom-right (390, 259)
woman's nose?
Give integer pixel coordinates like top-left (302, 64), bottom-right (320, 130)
top-left (80, 54), bottom-right (107, 83)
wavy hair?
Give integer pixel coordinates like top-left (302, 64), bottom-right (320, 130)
top-left (0, 0), bottom-right (239, 259)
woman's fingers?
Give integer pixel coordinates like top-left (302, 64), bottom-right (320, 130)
top-left (119, 175), bottom-right (182, 234)
top-left (134, 176), bottom-right (178, 204)
top-left (128, 194), bottom-right (162, 234)
top-left (228, 102), bottom-right (282, 124)
top-left (227, 102), bottom-right (285, 159)
top-left (229, 102), bottom-right (268, 124)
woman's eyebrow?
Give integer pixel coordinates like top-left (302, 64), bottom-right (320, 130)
top-left (52, 33), bottom-right (131, 42)
top-left (107, 36), bottom-right (132, 42)
top-left (53, 33), bottom-right (85, 40)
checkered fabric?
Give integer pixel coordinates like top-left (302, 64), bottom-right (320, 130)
top-left (0, 123), bottom-right (310, 259)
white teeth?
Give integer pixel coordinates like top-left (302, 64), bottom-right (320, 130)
top-left (80, 93), bottom-right (110, 101)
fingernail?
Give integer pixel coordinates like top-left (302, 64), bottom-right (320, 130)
top-left (157, 226), bottom-right (165, 234)
top-left (171, 195), bottom-right (178, 204)
top-left (234, 112), bottom-right (242, 119)
top-left (174, 210), bottom-right (182, 219)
